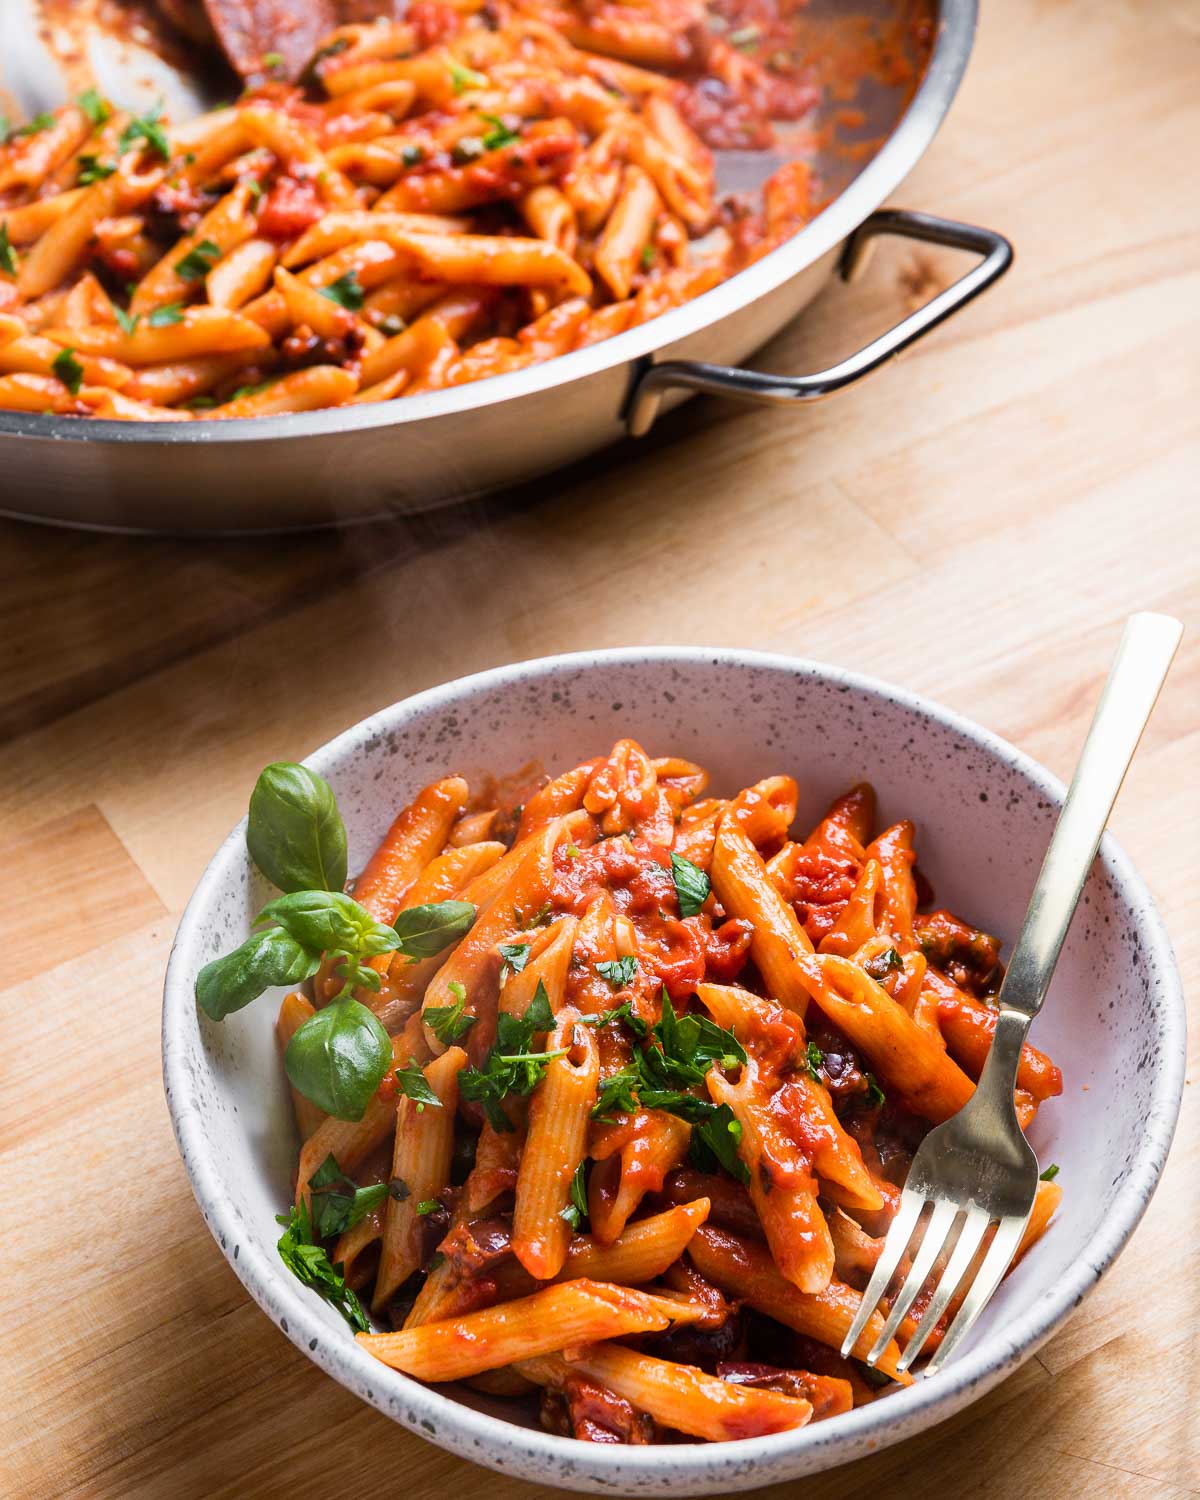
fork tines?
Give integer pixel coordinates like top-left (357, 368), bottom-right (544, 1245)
top-left (840, 1191), bottom-right (1031, 1377)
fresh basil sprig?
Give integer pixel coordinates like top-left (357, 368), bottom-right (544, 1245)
top-left (247, 761), bottom-right (348, 895)
top-left (259, 889), bottom-right (402, 960)
top-left (393, 900), bottom-right (477, 959)
top-left (284, 995), bottom-right (392, 1119)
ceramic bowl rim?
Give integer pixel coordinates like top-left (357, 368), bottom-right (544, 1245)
top-left (162, 645), bottom-right (1186, 1490)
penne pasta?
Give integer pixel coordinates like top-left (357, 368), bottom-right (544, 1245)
top-left (0, 0), bottom-right (826, 421)
top-left (205, 736), bottom-right (1064, 1442)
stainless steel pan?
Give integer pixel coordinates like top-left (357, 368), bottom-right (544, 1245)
top-left (0, 0), bottom-right (1007, 532)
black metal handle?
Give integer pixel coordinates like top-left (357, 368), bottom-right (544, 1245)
top-left (625, 209), bottom-right (1013, 437)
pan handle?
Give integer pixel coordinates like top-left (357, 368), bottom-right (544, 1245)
top-left (624, 209), bottom-right (1013, 437)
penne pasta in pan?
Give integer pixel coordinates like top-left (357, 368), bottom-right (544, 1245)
top-left (0, 0), bottom-right (828, 421)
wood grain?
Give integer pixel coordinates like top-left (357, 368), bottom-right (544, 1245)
top-left (1, 0), bottom-right (1198, 1496)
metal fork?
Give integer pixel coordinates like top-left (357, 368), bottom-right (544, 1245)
top-left (840, 611), bottom-right (1182, 1378)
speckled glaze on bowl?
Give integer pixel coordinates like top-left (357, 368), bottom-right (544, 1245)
top-left (162, 649), bottom-right (1185, 1495)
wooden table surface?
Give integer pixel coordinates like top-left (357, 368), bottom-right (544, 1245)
top-left (2, 1), bottom-right (1197, 1496)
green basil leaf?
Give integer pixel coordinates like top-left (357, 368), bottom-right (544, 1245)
top-left (284, 997), bottom-right (391, 1119)
top-left (670, 852), bottom-right (711, 918)
top-left (865, 1072), bottom-right (886, 1108)
top-left (258, 889), bottom-right (400, 959)
top-left (195, 925), bottom-right (319, 1020)
top-left (394, 900), bottom-right (477, 958)
top-left (247, 761), bottom-right (348, 894)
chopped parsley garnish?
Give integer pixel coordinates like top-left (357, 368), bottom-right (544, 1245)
top-left (458, 983), bottom-right (562, 1131)
top-left (514, 900), bottom-right (552, 930)
top-left (595, 956), bottom-right (637, 990)
top-left (640, 244), bottom-right (656, 270)
top-left (76, 154), bottom-right (116, 185)
top-left (262, 51), bottom-right (285, 72)
top-left (865, 1072), bottom-right (886, 1108)
top-left (304, 35), bottom-right (352, 82)
top-left (448, 61), bottom-right (487, 95)
top-left (51, 348), bottom-right (84, 396)
top-left (276, 1199), bottom-right (370, 1331)
top-left (307, 1152), bottom-right (388, 1238)
top-left (863, 947), bottom-right (903, 982)
top-left (587, 992), bottom-right (748, 1183)
top-left (401, 143), bottom-right (424, 167)
top-left (804, 1040), bottom-right (825, 1081)
top-left (689, 1104), bottom-right (748, 1183)
top-left (175, 238), bottom-right (221, 281)
top-left (148, 302), bottom-right (184, 327)
top-left (320, 269), bottom-right (364, 311)
top-left (560, 1160), bottom-right (589, 1230)
top-left (77, 88), bottom-right (111, 125)
top-left (119, 102), bottom-right (171, 161)
top-left (0, 224), bottom-right (16, 277)
top-left (415, 1198), bottom-right (441, 1216)
top-left (424, 984), bottom-right (477, 1046)
top-left (670, 852), bottom-right (710, 917)
top-left (498, 941), bottom-right (532, 979)
top-left (1039, 1163), bottom-right (1060, 1182)
top-left (579, 998), bottom-right (648, 1037)
top-left (395, 1059), bottom-right (442, 1110)
top-left (7, 112), bottom-right (56, 142)
top-left (480, 113), bottom-right (520, 150)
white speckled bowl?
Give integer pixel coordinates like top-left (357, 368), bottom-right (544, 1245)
top-left (163, 648), bottom-right (1185, 1495)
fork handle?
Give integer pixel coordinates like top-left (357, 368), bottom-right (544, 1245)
top-left (995, 612), bottom-right (1182, 1033)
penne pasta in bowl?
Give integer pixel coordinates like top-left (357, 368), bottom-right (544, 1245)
top-left (163, 649), bottom-right (1184, 1492)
